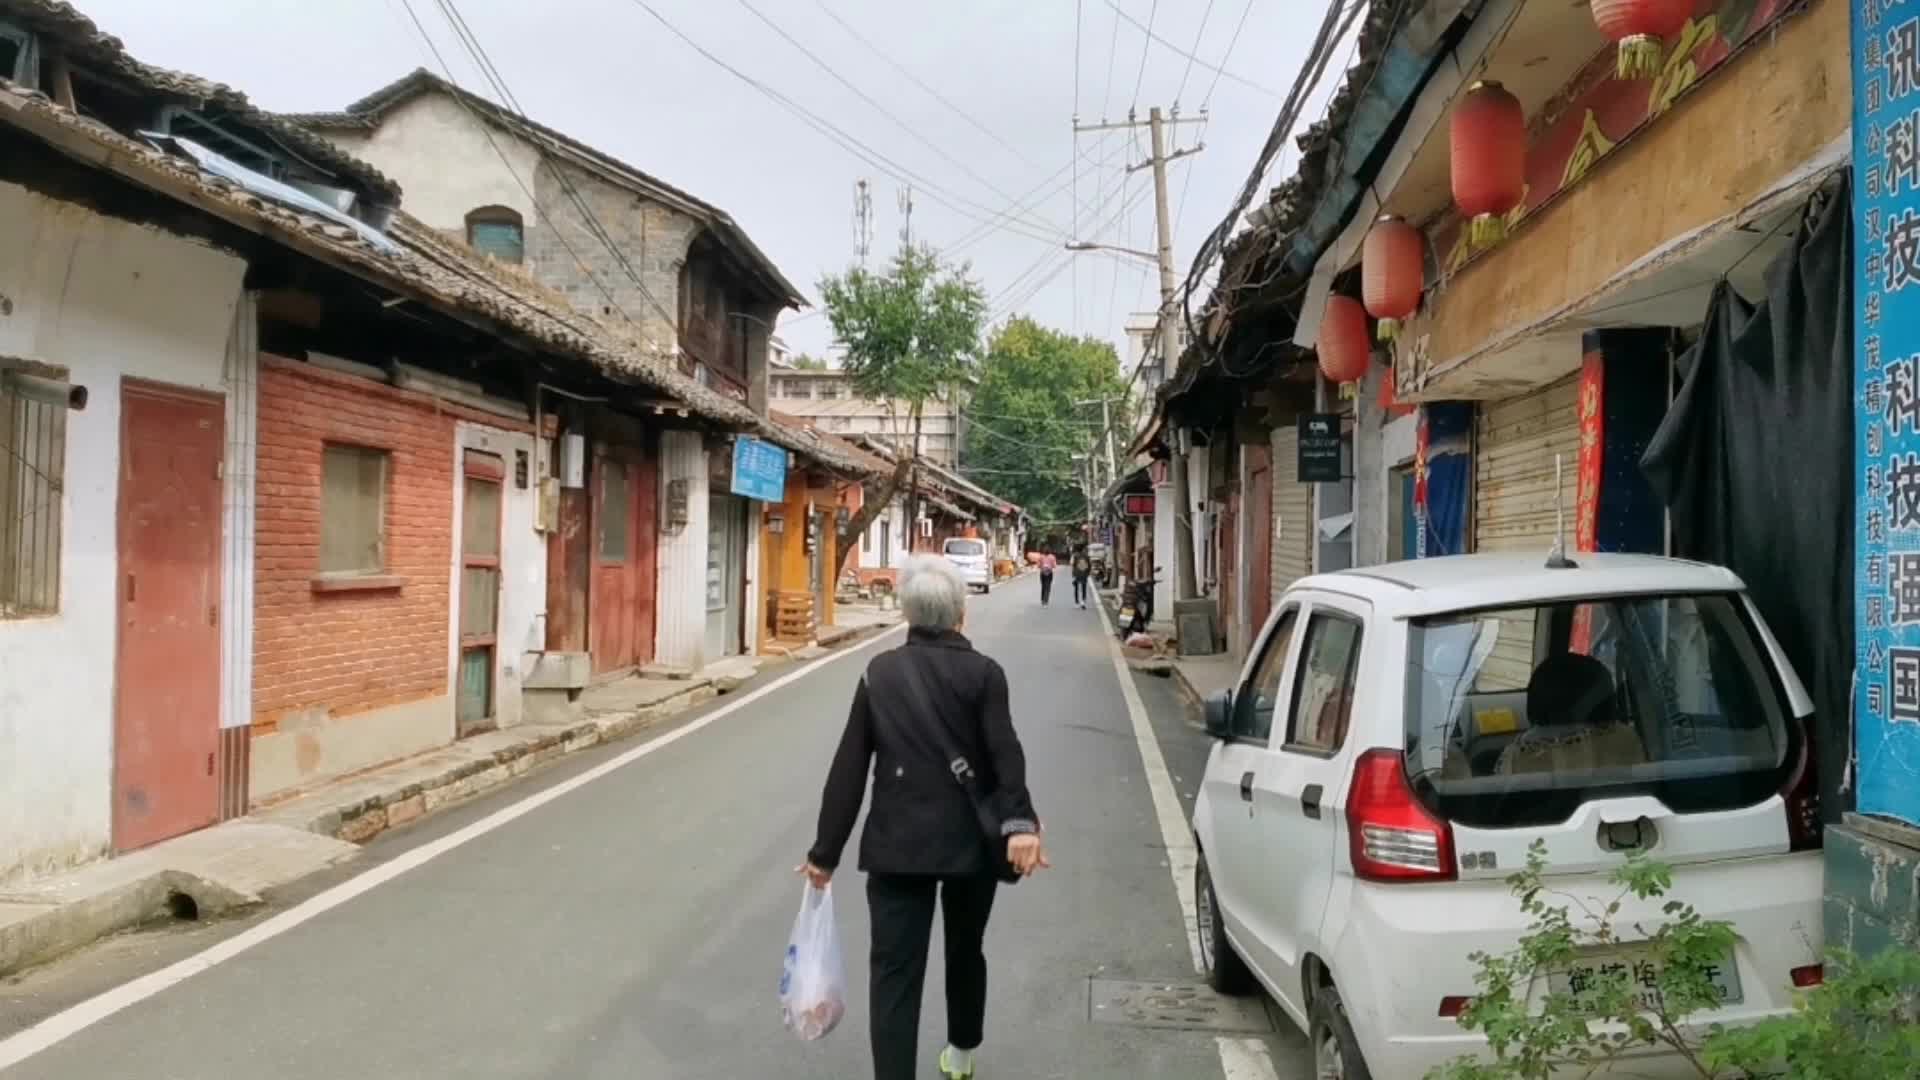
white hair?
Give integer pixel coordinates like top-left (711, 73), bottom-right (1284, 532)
top-left (899, 554), bottom-right (967, 630)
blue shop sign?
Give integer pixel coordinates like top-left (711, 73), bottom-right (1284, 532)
top-left (730, 437), bottom-right (787, 502)
top-left (1854, 0), bottom-right (1920, 828)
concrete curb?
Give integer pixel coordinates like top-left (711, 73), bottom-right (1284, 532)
top-left (0, 871), bottom-right (256, 978)
top-left (0, 617), bottom-right (905, 980)
top-left (316, 682), bottom-right (719, 846)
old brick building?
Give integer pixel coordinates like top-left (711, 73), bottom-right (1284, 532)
top-left (288, 70), bottom-right (826, 675)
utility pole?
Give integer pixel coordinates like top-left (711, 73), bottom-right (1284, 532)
top-left (1070, 106), bottom-right (1205, 603)
top-left (897, 184), bottom-right (915, 250)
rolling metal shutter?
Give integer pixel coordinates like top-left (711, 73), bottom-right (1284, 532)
top-left (1473, 374), bottom-right (1581, 689)
top-left (1271, 425), bottom-right (1313, 605)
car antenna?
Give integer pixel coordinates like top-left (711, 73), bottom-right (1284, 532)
top-left (1546, 452), bottom-right (1577, 569)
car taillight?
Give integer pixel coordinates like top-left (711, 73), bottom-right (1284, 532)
top-left (1346, 749), bottom-right (1457, 883)
top-left (1791, 964), bottom-right (1824, 988)
top-left (1781, 721), bottom-right (1821, 852)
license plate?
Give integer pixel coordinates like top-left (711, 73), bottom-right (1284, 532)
top-left (1547, 948), bottom-right (1743, 1011)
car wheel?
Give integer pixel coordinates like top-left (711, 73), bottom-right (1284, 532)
top-left (1308, 986), bottom-right (1373, 1080)
top-left (1196, 850), bottom-right (1255, 996)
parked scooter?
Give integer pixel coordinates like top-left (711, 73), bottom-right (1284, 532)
top-left (1123, 569), bottom-right (1160, 639)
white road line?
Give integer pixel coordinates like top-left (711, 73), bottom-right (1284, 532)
top-left (0, 624), bottom-right (908, 1071)
top-left (1091, 601), bottom-right (1282, 1080)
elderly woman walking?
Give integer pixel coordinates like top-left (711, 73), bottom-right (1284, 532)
top-left (801, 555), bottom-right (1049, 1080)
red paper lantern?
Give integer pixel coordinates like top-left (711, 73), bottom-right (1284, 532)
top-left (1362, 215), bottom-right (1424, 341)
top-left (1591, 0), bottom-right (1693, 80)
top-left (1318, 294), bottom-right (1371, 385)
top-left (1449, 80), bottom-right (1526, 251)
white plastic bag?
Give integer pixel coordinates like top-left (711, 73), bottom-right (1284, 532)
top-left (779, 882), bottom-right (847, 1041)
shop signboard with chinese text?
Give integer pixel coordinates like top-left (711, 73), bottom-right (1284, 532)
top-left (1124, 494), bottom-right (1155, 517)
top-left (1855, 0), bottom-right (1920, 828)
top-left (1298, 414), bottom-right (1343, 483)
top-left (729, 437), bottom-right (787, 503)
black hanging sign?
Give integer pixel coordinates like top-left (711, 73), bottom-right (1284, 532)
top-left (1297, 413), bottom-right (1343, 483)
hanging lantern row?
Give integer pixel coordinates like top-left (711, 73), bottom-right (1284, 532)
top-left (1449, 80), bottom-right (1526, 251)
top-left (1317, 294), bottom-right (1372, 385)
top-left (1591, 0), bottom-right (1692, 81)
top-left (1362, 215), bottom-right (1423, 341)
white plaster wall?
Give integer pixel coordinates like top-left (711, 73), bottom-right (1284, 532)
top-left (1152, 476), bottom-right (1174, 627)
top-left (0, 183), bottom-right (244, 881)
top-left (221, 297), bottom-right (258, 731)
top-left (744, 509), bottom-right (762, 656)
top-left (448, 423), bottom-right (542, 730)
top-left (323, 94), bottom-right (540, 233)
top-left (655, 431), bottom-right (710, 670)
top-left (860, 500), bottom-right (908, 571)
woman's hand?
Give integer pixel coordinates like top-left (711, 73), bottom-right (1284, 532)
top-left (796, 862), bottom-right (832, 889)
top-left (1007, 832), bottom-right (1051, 877)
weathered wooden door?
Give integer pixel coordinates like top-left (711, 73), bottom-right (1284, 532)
top-left (457, 451), bottom-right (504, 735)
top-left (114, 382), bottom-right (223, 852)
top-left (590, 446), bottom-right (658, 675)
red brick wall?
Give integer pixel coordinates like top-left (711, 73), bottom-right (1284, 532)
top-left (252, 358), bottom-right (454, 732)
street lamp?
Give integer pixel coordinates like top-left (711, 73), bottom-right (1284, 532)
top-left (1065, 240), bottom-right (1159, 262)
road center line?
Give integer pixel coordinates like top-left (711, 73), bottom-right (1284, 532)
top-left (1090, 601), bottom-right (1280, 1080)
top-left (0, 624), bottom-right (907, 1071)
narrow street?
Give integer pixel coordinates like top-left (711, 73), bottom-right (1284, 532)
top-left (0, 580), bottom-right (1307, 1079)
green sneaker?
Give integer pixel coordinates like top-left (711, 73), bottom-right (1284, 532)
top-left (938, 1047), bottom-right (976, 1079)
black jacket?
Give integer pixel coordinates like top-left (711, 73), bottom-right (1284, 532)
top-left (808, 627), bottom-right (1038, 877)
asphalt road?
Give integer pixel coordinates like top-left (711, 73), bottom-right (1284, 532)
top-left (0, 578), bottom-right (1309, 1079)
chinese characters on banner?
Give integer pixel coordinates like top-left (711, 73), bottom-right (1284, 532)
top-left (1571, 353), bottom-right (1606, 654)
top-left (1856, 0), bottom-right (1920, 826)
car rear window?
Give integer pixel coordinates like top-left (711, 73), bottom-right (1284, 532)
top-left (1403, 593), bottom-right (1795, 828)
top-left (944, 540), bottom-right (986, 557)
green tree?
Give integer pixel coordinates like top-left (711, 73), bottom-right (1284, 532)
top-left (787, 353), bottom-right (830, 371)
top-left (963, 317), bottom-right (1133, 529)
top-left (818, 245), bottom-right (987, 568)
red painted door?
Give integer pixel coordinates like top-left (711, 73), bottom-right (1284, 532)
top-left (589, 442), bottom-right (658, 675)
top-left (114, 382), bottom-right (223, 853)
top-left (1246, 443), bottom-right (1274, 634)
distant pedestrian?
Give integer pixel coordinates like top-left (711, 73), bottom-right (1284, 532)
top-left (1038, 551), bottom-right (1057, 606)
top-left (802, 555), bottom-right (1050, 1080)
top-left (1071, 547), bottom-right (1092, 608)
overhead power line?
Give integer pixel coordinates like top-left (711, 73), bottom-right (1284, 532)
top-left (625, 0), bottom-right (1072, 248)
top-left (1201, 0), bottom-right (1257, 107)
top-left (811, 0), bottom-right (1032, 167)
top-left (1175, 0), bottom-right (1221, 106)
top-left (1129, 0), bottom-right (1160, 110)
top-left (1101, 0), bottom-right (1282, 99)
top-left (1180, 0), bottom-right (1364, 331)
top-left (736, 0), bottom-right (1061, 238)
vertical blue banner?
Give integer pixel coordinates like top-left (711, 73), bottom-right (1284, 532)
top-left (1856, 0), bottom-right (1920, 826)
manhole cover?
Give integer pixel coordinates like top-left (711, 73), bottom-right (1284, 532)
top-left (1087, 978), bottom-right (1276, 1034)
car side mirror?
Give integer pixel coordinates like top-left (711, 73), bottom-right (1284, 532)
top-left (1204, 690), bottom-right (1233, 739)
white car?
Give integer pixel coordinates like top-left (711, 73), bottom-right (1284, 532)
top-left (942, 537), bottom-right (992, 593)
top-left (1192, 553), bottom-right (1823, 1080)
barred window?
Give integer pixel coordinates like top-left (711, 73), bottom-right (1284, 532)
top-left (0, 361), bottom-right (68, 617)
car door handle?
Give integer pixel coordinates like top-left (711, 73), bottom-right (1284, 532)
top-left (1301, 784), bottom-right (1324, 820)
top-left (1239, 772), bottom-right (1255, 803)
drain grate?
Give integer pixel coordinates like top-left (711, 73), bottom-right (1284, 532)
top-left (1087, 978), bottom-right (1276, 1034)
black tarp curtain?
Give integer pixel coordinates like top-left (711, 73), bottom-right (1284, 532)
top-left (1641, 173), bottom-right (1853, 821)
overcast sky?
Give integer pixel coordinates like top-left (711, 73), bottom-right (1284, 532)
top-left (78, 0), bottom-right (1337, 366)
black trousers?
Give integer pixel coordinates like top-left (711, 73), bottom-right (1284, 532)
top-left (1039, 571), bottom-right (1054, 604)
top-left (866, 873), bottom-right (998, 1080)
top-left (1072, 574), bottom-right (1089, 603)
